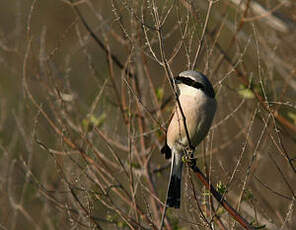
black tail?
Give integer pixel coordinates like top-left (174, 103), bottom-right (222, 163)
top-left (167, 174), bottom-right (181, 208)
top-left (166, 153), bottom-right (183, 208)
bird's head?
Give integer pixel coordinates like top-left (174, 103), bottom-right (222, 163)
top-left (173, 70), bottom-right (215, 98)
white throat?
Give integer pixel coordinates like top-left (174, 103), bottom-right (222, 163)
top-left (178, 84), bottom-right (204, 97)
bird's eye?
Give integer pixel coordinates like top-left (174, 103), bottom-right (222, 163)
top-left (174, 77), bottom-right (183, 84)
top-left (175, 76), bottom-right (204, 90)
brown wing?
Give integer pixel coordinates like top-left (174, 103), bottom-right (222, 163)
top-left (160, 108), bottom-right (175, 159)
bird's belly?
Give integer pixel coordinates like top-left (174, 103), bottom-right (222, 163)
top-left (168, 95), bottom-right (216, 150)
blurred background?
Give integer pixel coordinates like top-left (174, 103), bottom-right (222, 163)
top-left (0, 0), bottom-right (295, 229)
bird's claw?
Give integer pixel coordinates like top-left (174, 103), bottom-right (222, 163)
top-left (182, 147), bottom-right (197, 168)
top-left (188, 158), bottom-right (196, 168)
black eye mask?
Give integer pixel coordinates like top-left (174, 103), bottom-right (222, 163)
top-left (174, 76), bottom-right (215, 98)
top-left (174, 76), bottom-right (204, 90)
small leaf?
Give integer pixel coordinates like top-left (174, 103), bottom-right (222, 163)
top-left (243, 188), bottom-right (254, 201)
top-left (287, 111), bottom-right (296, 124)
top-left (106, 215), bottom-right (114, 222)
top-left (156, 87), bottom-right (164, 101)
top-left (216, 206), bottom-right (225, 216)
top-left (60, 93), bottom-right (74, 102)
top-left (82, 113), bottom-right (106, 132)
top-left (202, 190), bottom-right (211, 197)
top-left (131, 162), bottom-right (141, 169)
top-left (82, 118), bottom-right (90, 131)
top-left (238, 85), bottom-right (255, 99)
top-left (90, 113), bottom-right (106, 128)
top-left (117, 221), bottom-right (127, 228)
top-left (216, 181), bottom-right (226, 194)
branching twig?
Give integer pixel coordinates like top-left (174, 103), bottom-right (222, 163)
top-left (189, 160), bottom-right (256, 230)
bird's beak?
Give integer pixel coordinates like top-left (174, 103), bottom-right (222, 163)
top-left (170, 77), bottom-right (181, 96)
top-left (171, 76), bottom-right (181, 85)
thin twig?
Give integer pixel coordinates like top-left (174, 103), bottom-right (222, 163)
top-left (190, 161), bottom-right (256, 230)
top-left (191, 0), bottom-right (213, 70)
top-left (69, 0), bottom-right (135, 79)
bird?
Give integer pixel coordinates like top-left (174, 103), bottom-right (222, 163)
top-left (161, 70), bottom-right (217, 208)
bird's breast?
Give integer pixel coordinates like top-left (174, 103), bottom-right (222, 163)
top-left (167, 92), bottom-right (216, 151)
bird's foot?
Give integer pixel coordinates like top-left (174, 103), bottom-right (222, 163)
top-left (182, 147), bottom-right (197, 169)
top-left (185, 145), bottom-right (195, 156)
top-left (188, 158), bottom-right (196, 168)
top-left (182, 154), bottom-right (196, 168)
